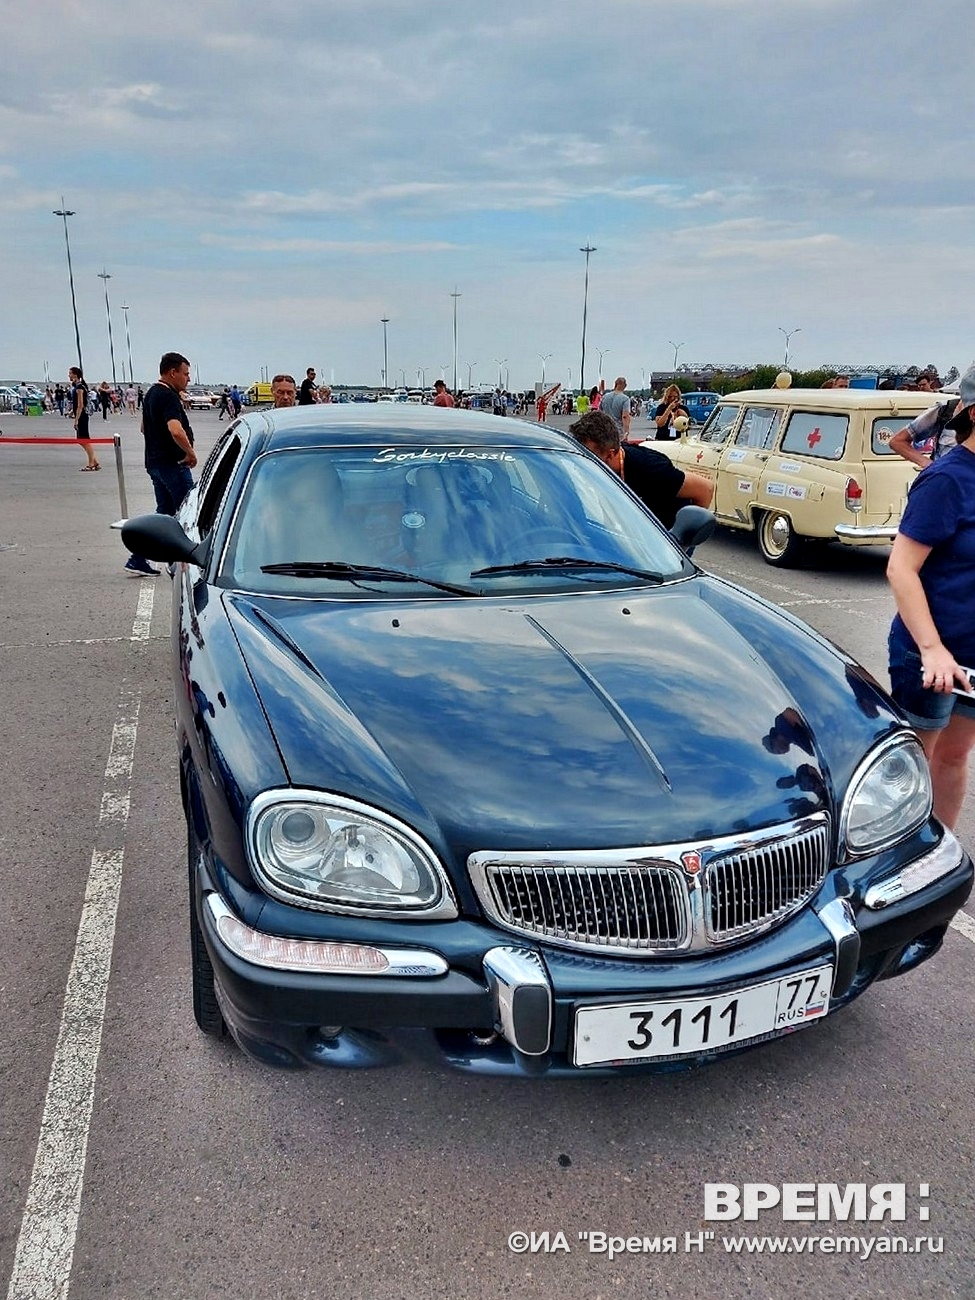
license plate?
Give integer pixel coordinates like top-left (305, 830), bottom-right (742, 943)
top-left (573, 964), bottom-right (833, 1067)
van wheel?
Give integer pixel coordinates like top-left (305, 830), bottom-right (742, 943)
top-left (757, 511), bottom-right (805, 567)
top-left (188, 819), bottom-right (226, 1038)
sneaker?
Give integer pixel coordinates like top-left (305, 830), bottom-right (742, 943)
top-left (124, 555), bottom-right (159, 576)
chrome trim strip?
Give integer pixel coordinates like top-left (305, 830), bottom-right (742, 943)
top-left (864, 830), bottom-right (965, 910)
top-left (482, 947), bottom-right (552, 1056)
top-left (205, 893), bottom-right (449, 976)
top-left (834, 524), bottom-right (898, 540)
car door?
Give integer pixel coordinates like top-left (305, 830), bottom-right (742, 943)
top-left (763, 409), bottom-right (851, 541)
top-left (713, 405), bottom-right (783, 525)
top-left (665, 401), bottom-right (740, 489)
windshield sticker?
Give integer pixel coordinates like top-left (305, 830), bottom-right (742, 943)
top-left (765, 482), bottom-right (787, 497)
top-left (374, 447), bottom-right (515, 464)
top-left (787, 485), bottom-right (807, 500)
top-left (736, 479), bottom-right (753, 493)
top-left (875, 426), bottom-right (894, 443)
top-left (778, 460), bottom-right (802, 473)
top-left (402, 512), bottom-right (426, 529)
top-left (727, 449), bottom-right (747, 463)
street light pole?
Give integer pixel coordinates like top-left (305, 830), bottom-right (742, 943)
top-left (53, 198), bottom-right (83, 372)
top-left (779, 326), bottom-right (801, 368)
top-left (539, 353), bottom-right (553, 387)
top-left (380, 317), bottom-right (390, 389)
top-left (467, 361), bottom-right (476, 389)
top-left (98, 270), bottom-right (118, 387)
top-left (494, 358), bottom-right (507, 389)
top-left (120, 304), bottom-right (134, 384)
top-left (579, 243), bottom-right (596, 392)
top-left (450, 288), bottom-right (461, 392)
top-left (595, 347), bottom-right (610, 380)
top-left (668, 339), bottom-right (685, 373)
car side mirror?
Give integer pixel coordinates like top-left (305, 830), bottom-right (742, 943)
top-left (670, 505), bottom-right (716, 553)
top-left (121, 513), bottom-right (208, 566)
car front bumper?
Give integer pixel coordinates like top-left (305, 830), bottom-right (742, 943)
top-left (198, 833), bottom-right (973, 1076)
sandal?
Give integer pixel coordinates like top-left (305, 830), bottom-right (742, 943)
top-left (93, 462), bottom-right (101, 470)
top-left (81, 464), bottom-right (97, 471)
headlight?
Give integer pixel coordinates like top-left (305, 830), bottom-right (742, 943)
top-left (840, 733), bottom-right (932, 856)
top-left (246, 791), bottom-right (457, 918)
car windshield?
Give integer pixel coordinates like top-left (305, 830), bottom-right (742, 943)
top-left (220, 444), bottom-right (691, 596)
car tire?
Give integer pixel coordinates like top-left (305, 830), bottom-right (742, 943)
top-left (188, 819), bottom-right (226, 1038)
top-left (757, 510), bottom-right (806, 568)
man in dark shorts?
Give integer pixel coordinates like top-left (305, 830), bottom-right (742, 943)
top-left (569, 409), bottom-right (713, 528)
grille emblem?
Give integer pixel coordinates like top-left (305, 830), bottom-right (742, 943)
top-left (680, 850), bottom-right (702, 876)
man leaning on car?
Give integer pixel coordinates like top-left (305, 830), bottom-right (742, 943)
top-left (570, 409), bottom-right (713, 528)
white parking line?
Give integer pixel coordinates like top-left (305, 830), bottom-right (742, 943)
top-left (5, 582), bottom-right (155, 1300)
top-left (950, 911), bottom-right (975, 945)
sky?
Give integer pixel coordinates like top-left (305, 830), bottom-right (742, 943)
top-left (1, 0), bottom-right (973, 391)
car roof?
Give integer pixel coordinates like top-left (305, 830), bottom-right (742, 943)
top-left (245, 402), bottom-right (575, 451)
top-left (721, 387), bottom-right (946, 412)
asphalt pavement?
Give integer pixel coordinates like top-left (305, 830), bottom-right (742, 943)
top-left (0, 406), bottom-right (972, 1300)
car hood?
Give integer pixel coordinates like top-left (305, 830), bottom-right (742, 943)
top-left (225, 580), bottom-right (898, 860)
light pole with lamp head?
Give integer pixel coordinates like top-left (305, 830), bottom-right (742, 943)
top-left (779, 326), bottom-right (801, 369)
top-left (120, 304), bottom-right (134, 384)
top-left (668, 340), bottom-right (685, 374)
top-left (450, 288), bottom-right (461, 393)
top-left (380, 317), bottom-right (389, 389)
top-left (579, 242), bottom-right (596, 391)
top-left (53, 199), bottom-right (83, 371)
top-left (466, 361), bottom-right (476, 389)
top-left (495, 358), bottom-right (507, 389)
top-left (539, 353), bottom-right (553, 387)
top-left (98, 270), bottom-right (118, 387)
top-left (595, 347), bottom-right (610, 381)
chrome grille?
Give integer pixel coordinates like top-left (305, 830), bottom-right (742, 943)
top-left (706, 821), bottom-right (830, 943)
top-left (468, 815), bottom-right (832, 957)
top-left (477, 863), bottom-right (689, 953)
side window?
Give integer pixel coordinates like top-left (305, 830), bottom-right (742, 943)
top-left (700, 405), bottom-right (739, 446)
top-left (197, 434), bottom-right (242, 534)
top-left (780, 412), bottom-right (849, 461)
top-left (734, 406), bottom-right (781, 450)
top-left (872, 415), bottom-right (913, 455)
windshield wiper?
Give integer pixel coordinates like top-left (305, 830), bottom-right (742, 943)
top-left (470, 556), bottom-right (669, 582)
top-left (260, 561), bottom-right (475, 596)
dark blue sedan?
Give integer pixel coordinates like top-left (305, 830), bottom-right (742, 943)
top-left (123, 405), bottom-right (971, 1075)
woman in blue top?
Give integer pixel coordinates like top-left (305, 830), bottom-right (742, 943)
top-left (887, 365), bottom-right (975, 828)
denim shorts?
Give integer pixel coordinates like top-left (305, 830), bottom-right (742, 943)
top-left (888, 623), bottom-right (975, 731)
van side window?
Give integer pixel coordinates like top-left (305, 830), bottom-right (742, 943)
top-left (781, 412), bottom-right (849, 461)
top-left (734, 406), bottom-right (781, 450)
top-left (700, 405), bottom-right (739, 446)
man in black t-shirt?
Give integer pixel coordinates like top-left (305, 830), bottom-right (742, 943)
top-left (298, 368), bottom-right (319, 405)
top-left (569, 410), bottom-right (712, 529)
top-left (141, 351), bottom-right (197, 516)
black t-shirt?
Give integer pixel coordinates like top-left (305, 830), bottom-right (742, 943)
top-left (298, 377), bottom-right (317, 405)
top-left (621, 443), bottom-right (687, 529)
top-left (142, 382), bottom-right (194, 466)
